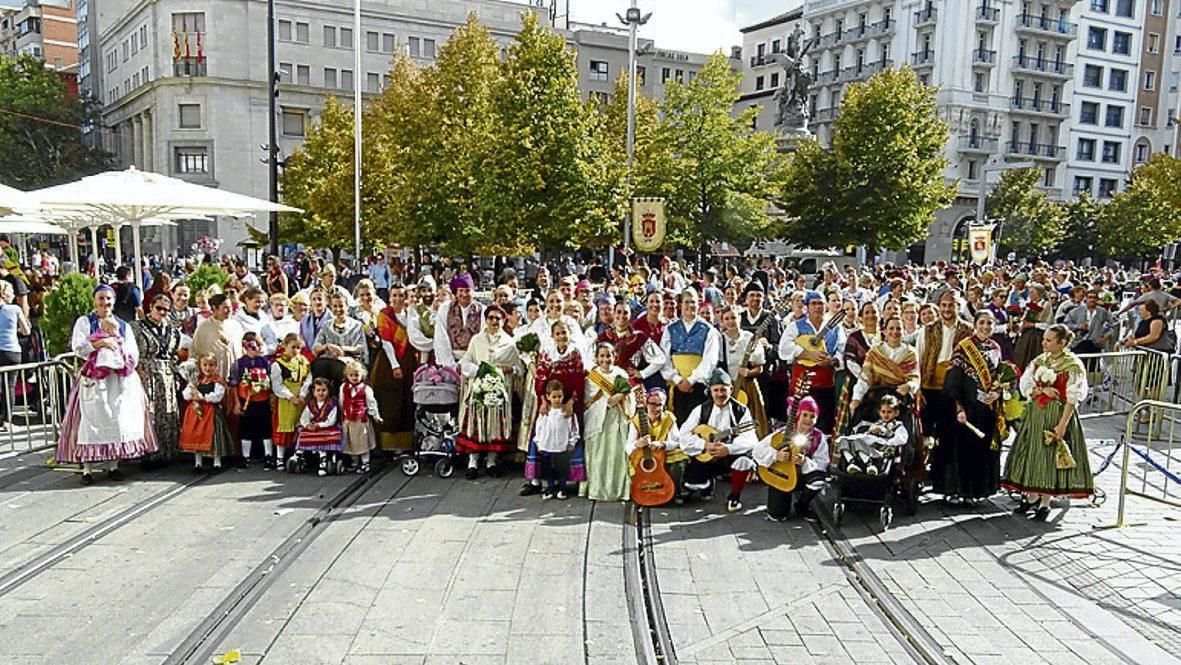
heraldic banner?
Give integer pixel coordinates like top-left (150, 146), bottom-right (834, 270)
top-left (969, 225), bottom-right (994, 265)
top-left (632, 197), bottom-right (666, 253)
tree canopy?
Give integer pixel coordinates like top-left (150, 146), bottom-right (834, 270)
top-left (985, 167), bottom-right (1066, 258)
top-left (1099, 153), bottom-right (1181, 259)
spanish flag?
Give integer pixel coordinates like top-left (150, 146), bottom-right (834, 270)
top-left (173, 31), bottom-right (180, 59)
top-left (196, 30), bottom-right (204, 63)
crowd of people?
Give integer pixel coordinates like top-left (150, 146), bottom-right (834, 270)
top-left (30, 243), bottom-right (1181, 522)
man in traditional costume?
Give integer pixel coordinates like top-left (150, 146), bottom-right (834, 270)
top-left (915, 287), bottom-right (972, 450)
top-left (739, 280), bottom-right (785, 423)
top-left (677, 370), bottom-right (758, 512)
top-left (779, 290), bottom-right (845, 433)
top-left (660, 289), bottom-right (721, 425)
top-left (434, 273), bottom-right (485, 369)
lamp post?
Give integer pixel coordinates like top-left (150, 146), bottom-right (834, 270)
top-left (976, 158), bottom-right (1035, 262)
top-left (266, 0), bottom-right (279, 257)
top-left (353, 0), bottom-right (362, 269)
top-left (616, 1), bottom-right (650, 265)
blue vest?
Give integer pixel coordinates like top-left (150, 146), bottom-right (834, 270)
top-left (88, 313), bottom-right (127, 337)
top-left (668, 319), bottom-right (709, 356)
top-left (795, 317), bottom-right (839, 355)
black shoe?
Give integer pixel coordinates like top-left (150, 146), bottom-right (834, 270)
top-left (726, 493), bottom-right (743, 513)
top-left (263, 456), bottom-right (276, 471)
top-left (519, 483), bottom-right (542, 497)
top-left (465, 467), bottom-right (479, 481)
top-left (191, 465), bottom-right (204, 474)
top-left (486, 465), bottom-right (502, 478)
top-left (108, 469), bottom-right (124, 481)
top-left (765, 513), bottom-right (789, 523)
top-left (80, 472), bottom-right (94, 486)
top-left (1030, 506), bottom-right (1050, 522)
top-left (1013, 500), bottom-right (1034, 515)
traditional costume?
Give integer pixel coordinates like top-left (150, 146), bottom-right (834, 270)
top-left (581, 365), bottom-right (632, 501)
top-left (455, 326), bottom-right (519, 456)
top-left (179, 372), bottom-right (234, 465)
top-left (524, 405), bottom-right (582, 497)
top-left (340, 379), bottom-right (379, 469)
top-left (297, 398), bottom-right (343, 454)
top-left (132, 317), bottom-right (183, 464)
top-left (934, 336), bottom-right (1004, 499)
top-left (624, 397), bottom-right (687, 499)
top-left (371, 305), bottom-right (418, 451)
top-left (721, 327), bottom-right (769, 439)
top-left (753, 396), bottom-right (829, 521)
top-left (229, 350), bottom-right (274, 464)
top-left (660, 315), bottom-right (721, 424)
top-left (678, 370), bottom-right (758, 510)
top-left (778, 294), bottom-right (845, 433)
top-left (915, 317), bottom-right (972, 445)
top-left (270, 352), bottom-right (311, 464)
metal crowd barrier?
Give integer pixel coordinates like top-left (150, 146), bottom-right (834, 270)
top-left (1073, 350), bottom-right (1171, 420)
top-left (1111, 400), bottom-right (1181, 528)
top-left (0, 357), bottom-right (78, 457)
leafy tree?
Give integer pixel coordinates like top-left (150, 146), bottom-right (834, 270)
top-left (0, 55), bottom-right (110, 188)
top-left (653, 53), bottom-right (783, 247)
top-left (778, 67), bottom-right (954, 252)
top-left (279, 96), bottom-right (357, 245)
top-left (185, 263), bottom-right (231, 303)
top-left (600, 72), bottom-right (667, 195)
top-left (1057, 192), bottom-right (1103, 263)
top-left (985, 167), bottom-right (1065, 258)
top-left (42, 272), bottom-right (98, 355)
top-left (1099, 153), bottom-right (1181, 259)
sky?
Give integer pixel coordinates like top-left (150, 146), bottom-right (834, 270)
top-left (566, 0), bottom-right (801, 55)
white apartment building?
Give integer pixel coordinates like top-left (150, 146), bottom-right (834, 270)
top-left (90, 0), bottom-right (706, 257)
top-left (734, 9), bottom-right (806, 132)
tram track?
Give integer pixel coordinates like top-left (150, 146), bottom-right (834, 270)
top-left (163, 462), bottom-right (405, 665)
top-left (625, 504), bottom-right (677, 665)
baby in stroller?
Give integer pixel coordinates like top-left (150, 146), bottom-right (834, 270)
top-left (836, 394), bottom-right (908, 476)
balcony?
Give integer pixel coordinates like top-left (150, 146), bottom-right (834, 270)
top-left (1010, 96), bottom-right (1069, 117)
top-left (1005, 141), bottom-right (1064, 159)
top-left (815, 69), bottom-right (841, 85)
top-left (843, 59), bottom-right (892, 82)
top-left (1015, 13), bottom-right (1077, 38)
top-left (976, 4), bottom-right (1000, 23)
top-left (914, 7), bottom-right (937, 26)
top-left (959, 135), bottom-right (999, 154)
top-left (1012, 55), bottom-right (1073, 79)
top-left (869, 19), bottom-right (895, 38)
top-left (750, 54), bottom-right (773, 67)
top-left (811, 107), bottom-right (838, 122)
top-left (910, 49), bottom-right (934, 67)
top-left (972, 48), bottom-right (996, 66)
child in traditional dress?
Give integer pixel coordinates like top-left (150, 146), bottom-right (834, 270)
top-left (298, 377), bottom-right (344, 476)
top-left (339, 360), bottom-right (382, 474)
top-left (583, 343), bottom-right (632, 501)
top-left (525, 380), bottom-right (581, 500)
top-left (229, 332), bottom-right (275, 468)
top-left (179, 353), bottom-right (235, 471)
top-left (835, 394), bottom-right (908, 476)
top-left (270, 333), bottom-right (310, 470)
top-left (82, 326), bottom-right (130, 379)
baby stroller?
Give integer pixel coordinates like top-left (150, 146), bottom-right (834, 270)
top-left (400, 364), bottom-right (460, 478)
top-left (830, 389), bottom-right (924, 530)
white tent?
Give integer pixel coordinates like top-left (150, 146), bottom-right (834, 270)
top-left (31, 167), bottom-right (300, 270)
top-left (0, 184), bottom-right (38, 216)
top-left (0, 218), bottom-right (69, 235)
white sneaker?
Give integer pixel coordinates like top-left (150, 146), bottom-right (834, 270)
top-left (865, 464), bottom-right (879, 476)
top-left (845, 463), bottom-right (862, 474)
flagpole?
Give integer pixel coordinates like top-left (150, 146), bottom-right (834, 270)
top-left (353, 0), bottom-right (362, 270)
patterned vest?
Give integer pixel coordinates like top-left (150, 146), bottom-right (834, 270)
top-left (446, 301), bottom-right (483, 353)
top-left (920, 321), bottom-right (970, 389)
top-left (341, 381), bottom-right (368, 422)
top-left (667, 319), bottom-right (709, 356)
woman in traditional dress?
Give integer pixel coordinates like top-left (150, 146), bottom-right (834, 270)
top-left (597, 301), bottom-right (666, 391)
top-left (835, 301), bottom-right (880, 434)
top-left (456, 305), bottom-right (520, 479)
top-left (370, 283), bottom-right (418, 452)
top-left (350, 278), bottom-right (384, 373)
top-left (1012, 283), bottom-right (1052, 369)
top-left (1003, 324), bottom-right (1092, 521)
top-left (312, 293), bottom-right (367, 390)
top-left (521, 320), bottom-right (587, 494)
top-left (935, 310), bottom-right (1004, 505)
top-left (582, 342), bottom-right (632, 501)
top-left (132, 293), bottom-right (185, 467)
top-left (849, 316), bottom-right (919, 422)
top-left (56, 285), bottom-right (158, 485)
top-left (718, 306), bottom-right (768, 439)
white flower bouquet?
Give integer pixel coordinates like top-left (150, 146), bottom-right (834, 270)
top-left (471, 362), bottom-right (506, 409)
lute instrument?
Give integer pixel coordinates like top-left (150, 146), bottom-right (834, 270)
top-left (757, 374), bottom-right (812, 493)
top-left (628, 404), bottom-right (677, 507)
top-left (691, 419), bottom-right (758, 463)
top-left (794, 311), bottom-right (846, 368)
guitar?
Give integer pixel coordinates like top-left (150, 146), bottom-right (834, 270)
top-left (733, 301), bottom-right (791, 406)
top-left (757, 374), bottom-right (812, 493)
top-left (793, 311), bottom-right (846, 368)
top-left (691, 420), bottom-right (759, 463)
top-left (629, 404), bottom-right (677, 507)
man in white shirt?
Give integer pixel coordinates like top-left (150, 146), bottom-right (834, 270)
top-left (433, 273), bottom-right (485, 368)
top-left (660, 289), bottom-right (722, 424)
top-left (678, 370), bottom-right (758, 512)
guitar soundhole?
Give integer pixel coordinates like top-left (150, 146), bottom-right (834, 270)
top-left (640, 458), bottom-right (657, 473)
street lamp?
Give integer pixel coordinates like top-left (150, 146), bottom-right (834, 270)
top-left (617, 1), bottom-right (651, 261)
top-left (976, 158), bottom-right (1035, 262)
top-left (353, 0), bottom-right (362, 269)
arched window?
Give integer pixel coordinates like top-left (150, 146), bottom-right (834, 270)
top-left (969, 119), bottom-right (980, 147)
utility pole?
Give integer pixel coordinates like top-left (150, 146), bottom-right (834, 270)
top-left (353, 0), bottom-right (362, 269)
top-left (266, 0), bottom-right (279, 257)
top-left (617, 1), bottom-right (650, 264)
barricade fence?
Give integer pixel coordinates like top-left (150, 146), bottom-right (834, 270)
top-left (0, 357), bottom-right (78, 457)
top-left (1073, 350), bottom-right (1172, 420)
top-left (1112, 400), bottom-right (1181, 528)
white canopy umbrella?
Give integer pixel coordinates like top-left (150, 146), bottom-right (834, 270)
top-left (0, 217), bottom-right (69, 235)
top-left (0, 184), bottom-right (38, 216)
top-left (31, 167), bottom-right (300, 271)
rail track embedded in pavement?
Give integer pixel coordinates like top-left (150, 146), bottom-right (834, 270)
top-left (625, 504), bottom-right (677, 665)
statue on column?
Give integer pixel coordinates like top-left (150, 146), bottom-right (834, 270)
top-left (770, 24), bottom-right (818, 134)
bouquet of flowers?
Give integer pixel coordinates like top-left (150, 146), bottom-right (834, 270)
top-left (471, 362), bottom-right (507, 409)
top-left (515, 332), bottom-right (541, 366)
top-left (1022, 301), bottom-right (1044, 325)
top-left (612, 375), bottom-right (633, 395)
top-left (244, 366), bottom-right (270, 396)
top-left (1033, 364), bottom-right (1064, 408)
top-left (195, 235), bottom-right (222, 256)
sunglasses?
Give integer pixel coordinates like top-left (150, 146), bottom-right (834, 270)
top-left (153, 306), bottom-right (170, 313)
top-left (486, 315), bottom-right (502, 322)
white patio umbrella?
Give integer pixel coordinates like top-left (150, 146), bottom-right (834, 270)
top-left (0, 183), bottom-right (38, 216)
top-left (30, 167), bottom-right (300, 271)
top-left (0, 217), bottom-right (69, 235)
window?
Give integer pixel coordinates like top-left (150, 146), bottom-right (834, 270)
top-left (1139, 106), bottom-right (1152, 125)
top-left (589, 60), bottom-right (609, 82)
top-left (1087, 27), bottom-right (1106, 51)
top-left (1043, 168), bottom-right (1054, 188)
top-left (366, 31), bottom-right (379, 52)
top-left (408, 37), bottom-right (420, 57)
top-left (1074, 177), bottom-right (1093, 195)
top-left (340, 27), bottom-right (353, 48)
top-left (382, 33), bottom-right (396, 53)
top-left (295, 22), bottom-right (309, 44)
top-left (770, 72), bottom-right (780, 88)
top-left (341, 69), bottom-right (353, 91)
top-left (1080, 101), bottom-right (1099, 124)
top-left (1150, 0), bottom-right (1162, 15)
top-left (1090, 0), bottom-right (1108, 11)
top-left (675, 69), bottom-right (685, 83)
top-left (277, 20), bottom-right (291, 41)
top-left (1114, 0), bottom-right (1133, 16)
top-left (755, 75), bottom-right (765, 91)
top-left (1175, 35), bottom-right (1181, 53)
top-left (1134, 143), bottom-right (1149, 163)
top-left (178, 103), bottom-right (201, 128)
top-left (367, 72), bottom-right (380, 92)
top-left (661, 67), bottom-right (670, 83)
top-left (133, 72), bottom-right (140, 88)
top-left (635, 65), bottom-right (646, 85)
top-left (1112, 32), bottom-right (1130, 55)
top-left (771, 39), bottom-right (781, 53)
top-left (1077, 138), bottom-right (1096, 161)
top-left (1098, 178), bottom-right (1117, 198)
top-left (278, 62), bottom-right (292, 84)
top-left (174, 147), bottom-right (208, 174)
top-left (122, 40), bottom-right (129, 61)
top-left (296, 64), bottom-right (310, 86)
top-left (1146, 33), bottom-right (1160, 54)
top-left (1083, 64), bottom-right (1103, 87)
top-left (131, 32), bottom-right (138, 54)
top-left (172, 13), bottom-right (207, 76)
top-left (967, 159), bottom-right (978, 180)
top-left (1101, 140), bottom-right (1121, 163)
top-left (324, 25), bottom-right (336, 47)
top-left (1144, 70), bottom-right (1157, 90)
top-left (1106, 106), bottom-right (1124, 128)
top-left (142, 66), bottom-right (149, 83)
top-left (974, 72), bottom-right (985, 92)
top-left (1108, 68), bottom-right (1127, 91)
top-left (324, 67), bottom-right (337, 89)
top-left (140, 25), bottom-right (148, 47)
top-left (424, 39), bottom-right (436, 58)
top-left (282, 110), bottom-right (305, 136)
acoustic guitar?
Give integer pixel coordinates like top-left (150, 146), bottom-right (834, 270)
top-left (692, 420), bottom-right (758, 463)
top-left (793, 311), bottom-right (846, 368)
top-left (757, 374), bottom-right (812, 493)
top-left (628, 405), bottom-right (677, 507)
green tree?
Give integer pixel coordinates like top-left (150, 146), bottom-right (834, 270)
top-left (1057, 192), bottom-right (1103, 263)
top-left (653, 53), bottom-right (783, 247)
top-left (279, 96), bottom-right (357, 245)
top-left (0, 55), bottom-right (110, 188)
top-left (599, 72), bottom-right (667, 196)
top-left (1099, 153), bottom-right (1181, 259)
top-left (42, 272), bottom-right (98, 355)
top-left (985, 167), bottom-right (1066, 258)
top-left (483, 11), bottom-right (623, 253)
top-left (779, 67), bottom-right (954, 251)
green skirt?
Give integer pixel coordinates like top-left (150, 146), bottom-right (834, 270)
top-left (1002, 400), bottom-right (1093, 498)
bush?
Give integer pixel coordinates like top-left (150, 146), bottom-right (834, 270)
top-left (42, 272), bottom-right (99, 356)
top-left (183, 263), bottom-right (231, 305)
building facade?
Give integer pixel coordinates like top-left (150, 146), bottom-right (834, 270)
top-left (0, 0), bottom-right (77, 69)
top-left (734, 9), bottom-right (806, 132)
